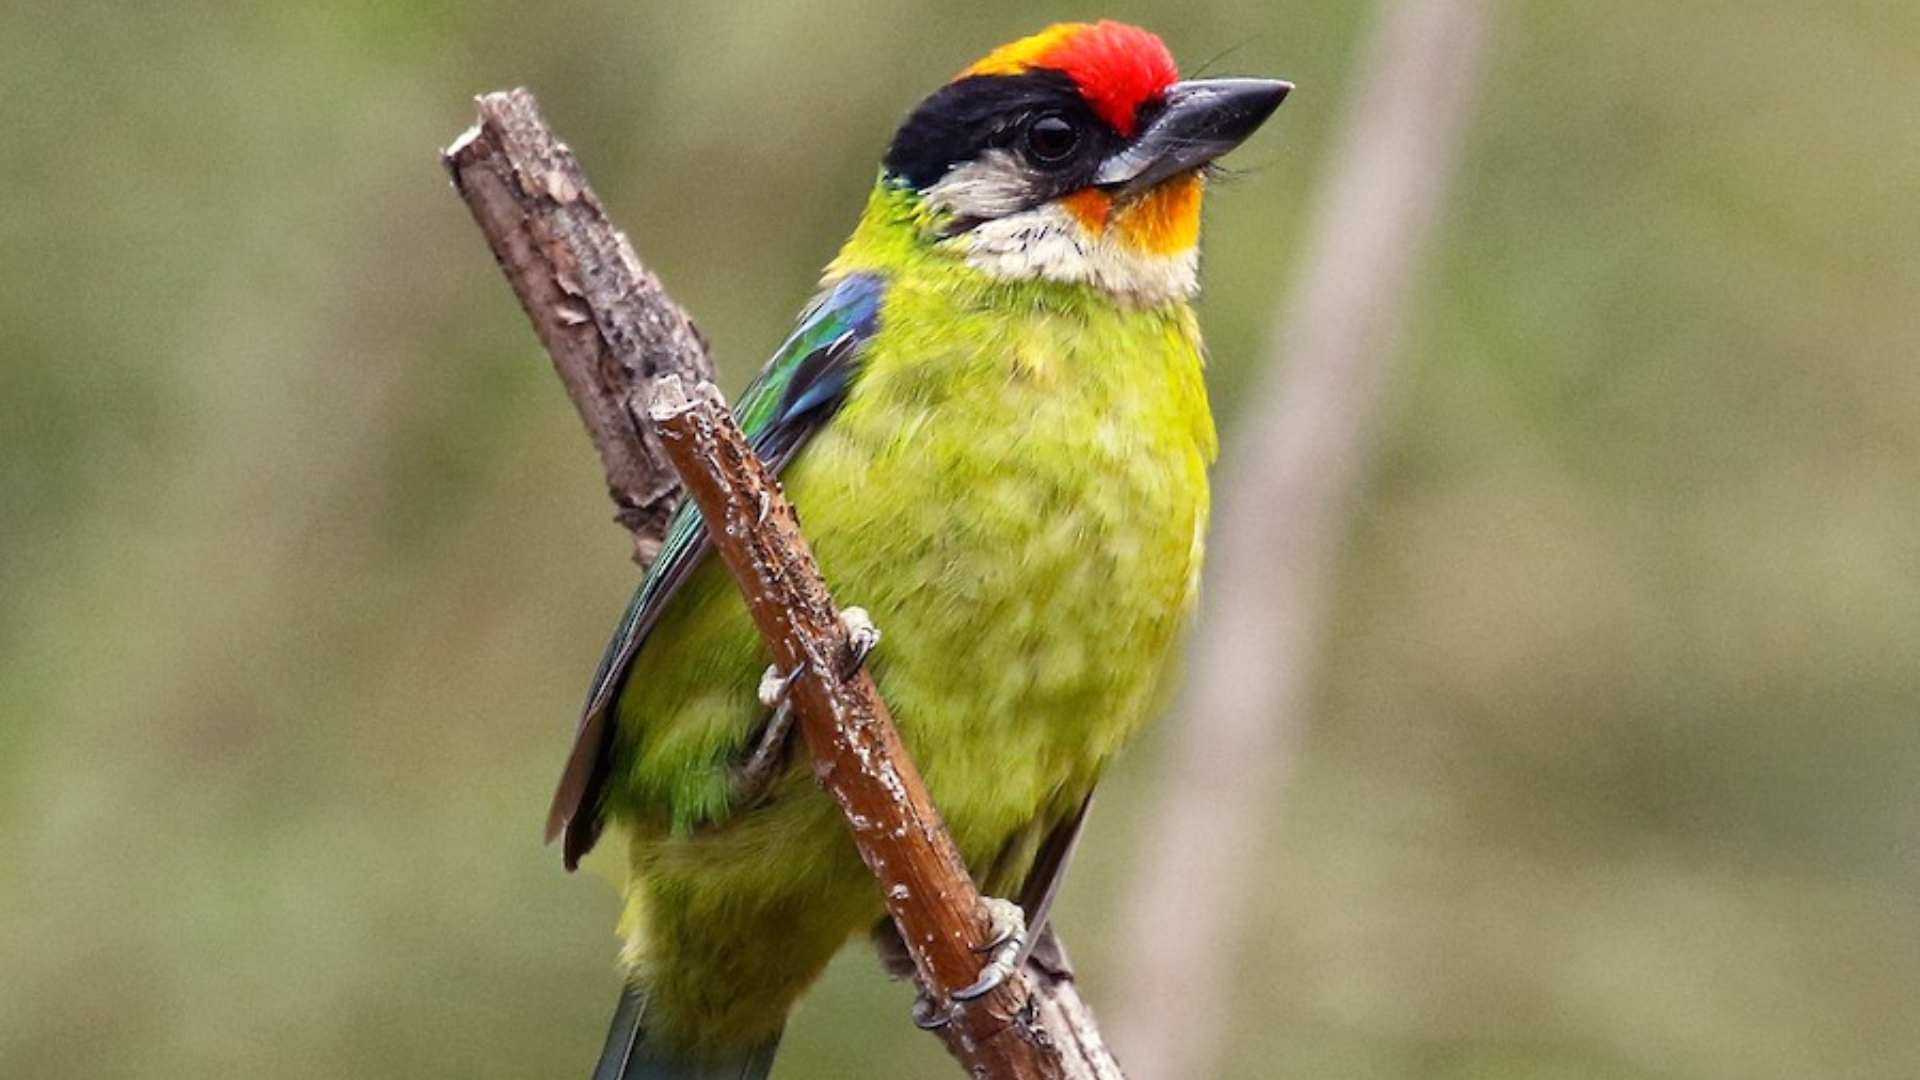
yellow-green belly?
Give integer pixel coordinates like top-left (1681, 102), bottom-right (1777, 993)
top-left (607, 281), bottom-right (1215, 1055)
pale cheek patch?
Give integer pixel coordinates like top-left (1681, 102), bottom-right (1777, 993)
top-left (947, 200), bottom-right (1200, 308)
top-left (924, 150), bottom-right (1037, 225)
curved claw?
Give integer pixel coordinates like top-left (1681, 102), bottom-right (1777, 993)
top-left (840, 606), bottom-right (881, 676)
top-left (757, 663), bottom-right (804, 709)
top-left (952, 956), bottom-right (1019, 1002)
top-left (911, 991), bottom-right (952, 1030)
top-left (952, 897), bottom-right (1027, 1002)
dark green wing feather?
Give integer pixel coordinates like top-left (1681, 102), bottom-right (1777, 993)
top-left (549, 272), bottom-right (888, 866)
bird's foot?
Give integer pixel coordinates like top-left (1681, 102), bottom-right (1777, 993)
top-left (910, 990), bottom-right (952, 1030)
top-left (897, 898), bottom-right (1026, 1029)
top-left (750, 605), bottom-right (879, 712)
top-left (953, 896), bottom-right (1028, 1002)
top-left (729, 664), bottom-right (802, 808)
top-left (756, 662), bottom-right (804, 711)
top-left (732, 608), bottom-right (880, 808)
top-left (838, 606), bottom-right (881, 676)
top-left (730, 699), bottom-right (795, 809)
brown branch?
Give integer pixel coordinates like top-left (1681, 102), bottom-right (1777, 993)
top-left (445, 88), bottom-right (1122, 1079)
top-left (647, 378), bottom-right (1108, 1079)
top-left (443, 88), bottom-right (711, 567)
top-left (1109, 2), bottom-right (1494, 1078)
top-left (1022, 935), bottom-right (1126, 1077)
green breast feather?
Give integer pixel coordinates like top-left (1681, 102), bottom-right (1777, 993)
top-left (620, 217), bottom-right (1215, 818)
top-left (583, 182), bottom-right (1217, 1056)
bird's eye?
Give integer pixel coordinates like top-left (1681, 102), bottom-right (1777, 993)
top-left (1023, 114), bottom-right (1081, 167)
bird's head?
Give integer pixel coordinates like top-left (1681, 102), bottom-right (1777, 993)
top-left (880, 22), bottom-right (1290, 307)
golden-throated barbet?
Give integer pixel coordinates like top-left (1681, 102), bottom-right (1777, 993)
top-left (546, 21), bottom-right (1288, 1079)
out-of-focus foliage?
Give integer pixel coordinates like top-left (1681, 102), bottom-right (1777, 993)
top-left (1, 1), bottom-right (1914, 1078)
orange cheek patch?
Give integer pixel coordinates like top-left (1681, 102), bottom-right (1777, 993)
top-left (1117, 175), bottom-right (1204, 255)
top-left (1061, 189), bottom-right (1113, 236)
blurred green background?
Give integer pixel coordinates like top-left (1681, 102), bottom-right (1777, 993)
top-left (3, 0), bottom-right (1916, 1077)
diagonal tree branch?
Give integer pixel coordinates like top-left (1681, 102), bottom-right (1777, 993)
top-left (444, 88), bottom-right (711, 568)
top-left (445, 88), bottom-right (1121, 1080)
top-left (647, 377), bottom-right (1117, 1079)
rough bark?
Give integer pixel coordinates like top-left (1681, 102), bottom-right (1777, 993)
top-left (446, 88), bottom-right (1122, 1080)
top-left (444, 88), bottom-right (711, 567)
top-left (648, 378), bottom-right (1123, 1080)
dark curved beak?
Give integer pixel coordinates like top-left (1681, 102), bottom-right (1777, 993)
top-left (1094, 78), bottom-right (1292, 195)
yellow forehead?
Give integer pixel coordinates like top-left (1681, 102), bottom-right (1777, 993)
top-left (961, 23), bottom-right (1087, 78)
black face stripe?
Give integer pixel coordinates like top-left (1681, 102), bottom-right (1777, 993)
top-left (883, 70), bottom-right (1125, 196)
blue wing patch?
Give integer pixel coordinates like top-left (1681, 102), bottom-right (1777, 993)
top-left (549, 272), bottom-right (888, 865)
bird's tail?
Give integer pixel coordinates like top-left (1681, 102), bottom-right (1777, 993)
top-left (592, 984), bottom-right (782, 1080)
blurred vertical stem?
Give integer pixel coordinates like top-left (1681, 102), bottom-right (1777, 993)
top-left (1109, 2), bottom-right (1493, 1077)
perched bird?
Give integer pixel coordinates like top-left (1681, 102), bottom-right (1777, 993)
top-left (548, 21), bottom-right (1288, 1080)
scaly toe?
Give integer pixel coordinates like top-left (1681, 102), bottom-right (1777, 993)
top-left (756, 663), bottom-right (803, 709)
top-left (840, 607), bottom-right (881, 675)
top-left (953, 897), bottom-right (1027, 1002)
